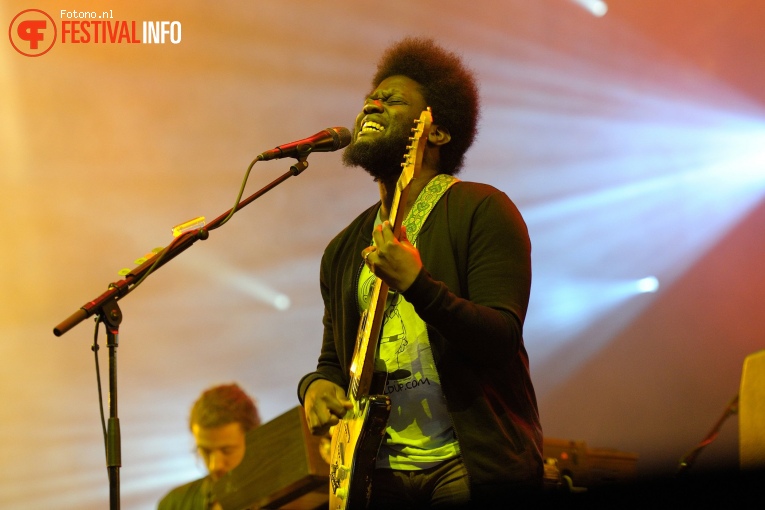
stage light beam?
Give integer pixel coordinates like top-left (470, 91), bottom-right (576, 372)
top-left (636, 276), bottom-right (660, 294)
top-left (570, 0), bottom-right (608, 17)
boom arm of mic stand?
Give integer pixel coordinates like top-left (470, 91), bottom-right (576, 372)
top-left (53, 227), bottom-right (209, 337)
top-left (52, 156), bottom-right (310, 337)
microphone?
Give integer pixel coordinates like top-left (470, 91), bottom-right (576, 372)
top-left (258, 127), bottom-right (352, 161)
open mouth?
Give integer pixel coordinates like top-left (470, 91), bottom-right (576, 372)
top-left (360, 121), bottom-right (384, 134)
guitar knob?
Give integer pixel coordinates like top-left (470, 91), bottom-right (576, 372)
top-left (336, 488), bottom-right (348, 500)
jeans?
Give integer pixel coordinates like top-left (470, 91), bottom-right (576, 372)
top-left (368, 456), bottom-right (471, 509)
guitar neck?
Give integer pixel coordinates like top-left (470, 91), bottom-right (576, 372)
top-left (350, 278), bottom-right (389, 399)
top-left (348, 108), bottom-right (432, 401)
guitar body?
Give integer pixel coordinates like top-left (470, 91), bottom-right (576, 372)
top-left (327, 109), bottom-right (432, 510)
top-left (328, 394), bottom-right (391, 510)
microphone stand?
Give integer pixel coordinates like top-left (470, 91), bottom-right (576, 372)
top-left (676, 393), bottom-right (739, 476)
top-left (53, 155), bottom-right (311, 510)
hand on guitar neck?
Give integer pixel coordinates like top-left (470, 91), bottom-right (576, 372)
top-left (361, 222), bottom-right (422, 293)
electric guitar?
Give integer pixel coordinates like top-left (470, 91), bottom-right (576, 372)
top-left (328, 108), bottom-right (433, 510)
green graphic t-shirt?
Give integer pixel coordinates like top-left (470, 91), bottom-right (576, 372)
top-left (359, 208), bottom-right (460, 470)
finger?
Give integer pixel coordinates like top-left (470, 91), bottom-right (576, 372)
top-left (362, 246), bottom-right (376, 263)
top-left (372, 223), bottom-right (384, 246)
top-left (307, 408), bottom-right (326, 433)
top-left (308, 404), bottom-right (339, 434)
top-left (325, 399), bottom-right (351, 419)
top-left (335, 391), bottom-right (354, 409)
top-left (310, 421), bottom-right (331, 436)
top-left (380, 221), bottom-right (396, 242)
top-left (399, 224), bottom-right (411, 245)
top-left (314, 418), bottom-right (337, 436)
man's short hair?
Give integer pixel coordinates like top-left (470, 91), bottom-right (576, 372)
top-left (371, 36), bottom-right (481, 175)
top-left (189, 383), bottom-right (260, 433)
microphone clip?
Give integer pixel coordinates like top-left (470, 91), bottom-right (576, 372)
top-left (289, 156), bottom-right (310, 176)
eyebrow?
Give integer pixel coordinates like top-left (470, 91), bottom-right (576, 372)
top-left (197, 442), bottom-right (241, 451)
top-left (367, 87), bottom-right (403, 99)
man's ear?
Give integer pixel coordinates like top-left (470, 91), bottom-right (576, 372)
top-left (428, 124), bottom-right (451, 146)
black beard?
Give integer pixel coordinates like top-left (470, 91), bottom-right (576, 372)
top-left (342, 129), bottom-right (411, 183)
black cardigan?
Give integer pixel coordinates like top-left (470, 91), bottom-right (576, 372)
top-left (298, 180), bottom-right (543, 500)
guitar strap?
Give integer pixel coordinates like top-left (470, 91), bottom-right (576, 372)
top-left (362, 173), bottom-right (458, 311)
top-left (402, 173), bottom-right (460, 245)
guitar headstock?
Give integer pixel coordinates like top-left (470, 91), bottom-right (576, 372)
top-left (397, 108), bottom-right (433, 190)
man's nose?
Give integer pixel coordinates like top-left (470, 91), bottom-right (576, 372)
top-left (207, 451), bottom-right (226, 475)
top-left (363, 99), bottom-right (383, 113)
